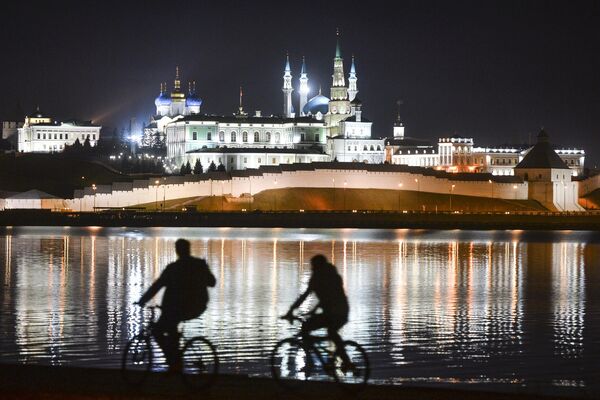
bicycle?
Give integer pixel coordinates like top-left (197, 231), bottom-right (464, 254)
top-left (121, 305), bottom-right (219, 390)
top-left (270, 312), bottom-right (370, 390)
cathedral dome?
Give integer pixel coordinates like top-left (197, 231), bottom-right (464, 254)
top-left (303, 94), bottom-right (330, 115)
top-left (186, 94), bottom-right (203, 107)
top-left (155, 93), bottom-right (172, 107)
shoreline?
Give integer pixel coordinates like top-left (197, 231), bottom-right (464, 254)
top-left (0, 363), bottom-right (581, 400)
top-left (1, 209), bottom-right (600, 230)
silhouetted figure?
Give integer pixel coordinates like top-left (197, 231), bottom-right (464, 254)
top-left (284, 254), bottom-right (351, 364)
top-left (136, 239), bottom-right (216, 371)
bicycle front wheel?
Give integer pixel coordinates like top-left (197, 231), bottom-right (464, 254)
top-left (121, 334), bottom-right (153, 386)
top-left (334, 340), bottom-right (370, 389)
top-left (271, 338), bottom-right (311, 390)
top-left (181, 336), bottom-right (219, 390)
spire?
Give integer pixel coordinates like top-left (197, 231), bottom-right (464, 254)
top-left (348, 55), bottom-right (358, 101)
top-left (301, 56), bottom-right (306, 74)
top-left (350, 55), bottom-right (356, 74)
top-left (239, 86), bottom-right (243, 109)
top-left (282, 53), bottom-right (293, 117)
top-left (395, 100), bottom-right (404, 126)
top-left (173, 66), bottom-right (181, 91)
top-left (393, 100), bottom-right (405, 138)
top-left (299, 56), bottom-right (309, 115)
top-left (335, 28), bottom-right (341, 58)
top-left (285, 52), bottom-right (291, 72)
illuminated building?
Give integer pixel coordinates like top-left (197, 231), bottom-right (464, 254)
top-left (17, 107), bottom-right (101, 153)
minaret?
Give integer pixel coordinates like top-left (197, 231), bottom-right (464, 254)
top-left (299, 56), bottom-right (309, 116)
top-left (282, 53), bottom-right (294, 118)
top-left (348, 55), bottom-right (358, 102)
top-left (393, 100), bottom-right (405, 138)
top-left (328, 29), bottom-right (350, 116)
top-left (237, 86), bottom-right (247, 116)
top-left (170, 66), bottom-right (185, 116)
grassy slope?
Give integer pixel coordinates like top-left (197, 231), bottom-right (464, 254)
top-left (0, 154), bottom-right (130, 198)
top-left (134, 187), bottom-right (547, 212)
top-left (580, 188), bottom-right (600, 209)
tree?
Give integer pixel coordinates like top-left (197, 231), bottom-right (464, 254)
top-left (185, 160), bottom-right (192, 174)
top-left (217, 162), bottom-right (226, 172)
top-left (72, 138), bottom-right (83, 151)
top-left (83, 137), bottom-right (92, 152)
top-left (207, 160), bottom-right (217, 172)
top-left (180, 163), bottom-right (187, 176)
top-left (193, 159), bottom-right (203, 174)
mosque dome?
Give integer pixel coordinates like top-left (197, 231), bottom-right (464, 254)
top-left (303, 94), bottom-right (330, 115)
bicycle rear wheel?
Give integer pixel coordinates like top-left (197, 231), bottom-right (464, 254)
top-left (181, 336), bottom-right (219, 390)
top-left (121, 334), bottom-right (153, 386)
top-left (334, 340), bottom-right (370, 389)
top-left (271, 338), bottom-right (311, 390)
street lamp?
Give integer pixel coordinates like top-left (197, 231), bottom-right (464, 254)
top-left (80, 176), bottom-right (86, 212)
top-left (154, 179), bottom-right (159, 211)
top-left (221, 181), bottom-right (224, 212)
top-left (513, 184), bottom-right (518, 200)
top-left (450, 184), bottom-right (456, 211)
top-left (332, 178), bottom-right (336, 210)
top-left (273, 179), bottom-right (277, 211)
top-left (162, 177), bottom-right (166, 211)
top-left (398, 183), bottom-right (403, 211)
top-left (488, 179), bottom-right (494, 211)
top-left (92, 184), bottom-right (97, 212)
top-left (415, 178), bottom-right (420, 211)
top-left (563, 183), bottom-right (567, 211)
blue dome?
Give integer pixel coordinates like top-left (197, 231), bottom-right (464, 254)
top-left (303, 94), bottom-right (330, 115)
top-left (155, 93), bottom-right (172, 107)
top-left (186, 95), bottom-right (203, 107)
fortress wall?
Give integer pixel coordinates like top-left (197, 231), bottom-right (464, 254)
top-left (66, 168), bottom-right (529, 211)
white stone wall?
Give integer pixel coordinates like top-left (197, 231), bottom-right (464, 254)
top-left (66, 168), bottom-right (530, 211)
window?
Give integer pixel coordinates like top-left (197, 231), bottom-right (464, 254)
top-left (354, 146), bottom-right (357, 151)
top-left (370, 145), bottom-right (374, 151)
top-left (363, 145), bottom-right (367, 151)
top-left (272, 157), bottom-right (276, 164)
top-left (92, 134), bottom-right (96, 140)
top-left (266, 132), bottom-right (271, 142)
top-left (275, 132), bottom-right (280, 143)
top-left (229, 157), bottom-right (233, 162)
top-left (300, 133), bottom-right (305, 142)
top-left (192, 132), bottom-right (197, 140)
top-left (243, 131), bottom-right (248, 142)
top-left (207, 132), bottom-right (212, 141)
top-left (219, 131), bottom-right (225, 142)
top-left (231, 132), bottom-right (237, 142)
top-left (244, 157), bottom-right (247, 163)
top-left (315, 134), bottom-right (320, 142)
top-left (254, 132), bottom-right (259, 142)
top-left (59, 134), bottom-right (63, 140)
top-left (348, 146), bottom-right (351, 151)
top-left (37, 133), bottom-right (40, 139)
top-left (65, 134), bottom-right (68, 140)
top-left (43, 134), bottom-right (46, 139)
top-left (258, 157), bottom-right (262, 163)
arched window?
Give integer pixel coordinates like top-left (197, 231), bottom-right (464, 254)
top-left (377, 145), bottom-right (381, 151)
top-left (363, 145), bottom-right (368, 151)
top-left (242, 131), bottom-right (248, 142)
top-left (370, 145), bottom-right (374, 151)
top-left (266, 132), bottom-right (271, 142)
top-left (230, 132), bottom-right (237, 142)
top-left (254, 132), bottom-right (259, 142)
top-left (275, 132), bottom-right (281, 143)
top-left (219, 131), bottom-right (225, 142)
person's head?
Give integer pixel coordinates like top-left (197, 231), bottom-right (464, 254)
top-left (175, 239), bottom-right (191, 258)
top-left (310, 254), bottom-right (329, 274)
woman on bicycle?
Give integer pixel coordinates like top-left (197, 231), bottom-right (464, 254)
top-left (283, 254), bottom-right (351, 368)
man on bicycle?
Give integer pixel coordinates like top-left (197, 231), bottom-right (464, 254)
top-left (283, 254), bottom-right (351, 368)
top-left (136, 238), bottom-right (216, 372)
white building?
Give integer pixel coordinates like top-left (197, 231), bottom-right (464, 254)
top-left (514, 130), bottom-right (582, 211)
top-left (385, 111), bottom-right (439, 167)
top-left (17, 107), bottom-right (101, 153)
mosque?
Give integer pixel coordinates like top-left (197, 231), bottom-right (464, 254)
top-left (143, 32), bottom-right (385, 171)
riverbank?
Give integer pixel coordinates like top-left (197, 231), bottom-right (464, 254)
top-left (0, 364), bottom-right (580, 400)
top-left (1, 209), bottom-right (600, 230)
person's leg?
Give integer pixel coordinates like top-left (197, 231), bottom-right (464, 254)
top-left (300, 314), bottom-right (328, 342)
top-left (327, 317), bottom-right (352, 366)
top-left (152, 314), bottom-right (181, 367)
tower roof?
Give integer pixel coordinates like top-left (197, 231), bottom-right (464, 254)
top-left (350, 56), bottom-right (356, 74)
top-left (515, 129), bottom-right (570, 170)
top-left (335, 29), bottom-right (341, 58)
top-left (300, 56), bottom-right (306, 75)
top-left (284, 53), bottom-right (291, 72)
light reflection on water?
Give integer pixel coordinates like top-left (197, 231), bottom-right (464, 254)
top-left (0, 227), bottom-right (599, 395)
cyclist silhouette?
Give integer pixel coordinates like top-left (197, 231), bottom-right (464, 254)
top-left (136, 239), bottom-right (216, 371)
top-left (284, 254), bottom-right (351, 366)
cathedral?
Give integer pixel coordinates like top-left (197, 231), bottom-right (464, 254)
top-left (144, 32), bottom-right (384, 171)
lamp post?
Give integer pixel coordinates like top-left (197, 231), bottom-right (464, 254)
top-left (398, 183), bottom-right (403, 211)
top-left (154, 179), bottom-right (159, 211)
top-left (92, 184), bottom-right (97, 212)
top-left (513, 184), bottom-right (518, 200)
top-left (80, 176), bottom-right (85, 212)
top-left (344, 180), bottom-right (347, 210)
top-left (273, 179), bottom-right (277, 211)
top-left (332, 178), bottom-right (336, 210)
top-left (221, 181), bottom-right (224, 212)
top-left (162, 177), bottom-right (166, 211)
top-left (450, 184), bottom-right (455, 211)
top-left (415, 178), bottom-right (420, 211)
top-left (488, 179), bottom-right (495, 211)
top-left (563, 183), bottom-right (567, 211)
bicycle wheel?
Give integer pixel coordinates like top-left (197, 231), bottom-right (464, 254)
top-left (271, 338), bottom-right (311, 390)
top-left (181, 336), bottom-right (219, 390)
top-left (121, 334), bottom-right (153, 386)
top-left (333, 340), bottom-right (370, 389)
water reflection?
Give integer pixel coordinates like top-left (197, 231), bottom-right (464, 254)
top-left (0, 227), bottom-right (598, 394)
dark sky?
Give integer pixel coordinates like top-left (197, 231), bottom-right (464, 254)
top-left (2, 1), bottom-right (600, 165)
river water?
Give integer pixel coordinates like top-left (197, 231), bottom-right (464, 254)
top-left (0, 227), bottom-right (598, 396)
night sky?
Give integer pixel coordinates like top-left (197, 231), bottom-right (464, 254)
top-left (2, 1), bottom-right (600, 165)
